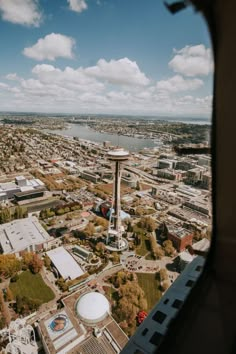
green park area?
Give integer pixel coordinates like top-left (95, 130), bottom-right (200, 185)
top-left (137, 273), bottom-right (162, 311)
top-left (10, 271), bottom-right (55, 303)
top-left (136, 233), bottom-right (151, 256)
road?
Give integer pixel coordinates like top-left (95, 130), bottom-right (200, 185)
top-left (125, 166), bottom-right (159, 184)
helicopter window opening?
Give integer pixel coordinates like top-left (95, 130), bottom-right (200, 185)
top-left (152, 310), bottom-right (167, 324)
top-left (149, 332), bottom-right (164, 346)
top-left (141, 328), bottom-right (149, 336)
top-left (196, 265), bottom-right (203, 272)
top-left (0, 0), bottom-right (213, 353)
top-left (172, 299), bottom-right (184, 309)
top-left (185, 279), bottom-right (195, 287)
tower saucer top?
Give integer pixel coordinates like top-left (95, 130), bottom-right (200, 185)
top-left (107, 148), bottom-right (129, 161)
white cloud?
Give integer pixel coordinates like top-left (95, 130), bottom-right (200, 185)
top-left (5, 73), bottom-right (21, 81)
top-left (0, 82), bottom-right (8, 89)
top-left (2, 53), bottom-right (212, 116)
top-left (156, 75), bottom-right (203, 92)
top-left (0, 0), bottom-right (42, 27)
top-left (32, 64), bottom-right (60, 74)
top-left (31, 64), bottom-right (104, 92)
top-left (23, 33), bottom-right (75, 61)
top-left (67, 0), bottom-right (88, 13)
top-left (85, 58), bottom-right (150, 86)
top-left (173, 95), bottom-right (213, 115)
top-left (169, 44), bottom-right (213, 77)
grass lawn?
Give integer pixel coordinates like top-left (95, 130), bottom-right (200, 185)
top-left (137, 273), bottom-right (162, 311)
top-left (97, 183), bottom-right (133, 196)
top-left (10, 271), bottom-right (55, 303)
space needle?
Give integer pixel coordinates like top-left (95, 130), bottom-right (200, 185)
top-left (106, 147), bottom-right (130, 251)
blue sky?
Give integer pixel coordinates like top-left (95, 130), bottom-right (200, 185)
top-left (0, 0), bottom-right (213, 116)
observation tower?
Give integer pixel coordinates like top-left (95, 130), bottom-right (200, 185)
top-left (106, 148), bottom-right (129, 251)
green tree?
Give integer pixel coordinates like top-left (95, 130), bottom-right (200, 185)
top-left (10, 274), bottom-right (19, 282)
top-left (14, 206), bottom-right (27, 220)
top-left (84, 222), bottom-right (95, 237)
top-left (56, 278), bottom-right (69, 292)
top-left (114, 280), bottom-right (148, 335)
top-left (15, 295), bottom-right (42, 315)
top-left (44, 255), bottom-right (51, 269)
top-left (95, 242), bottom-right (106, 255)
top-left (133, 224), bottom-right (145, 237)
top-left (161, 281), bottom-right (169, 292)
top-left (94, 216), bottom-right (109, 229)
top-left (138, 216), bottom-right (157, 232)
top-left (0, 207), bottom-right (11, 224)
top-left (149, 234), bottom-right (164, 259)
top-left (5, 287), bottom-right (14, 302)
top-left (29, 254), bottom-right (43, 274)
top-left (112, 252), bottom-right (120, 264)
top-left (159, 268), bottom-right (168, 282)
top-left (0, 254), bottom-right (21, 278)
top-left (22, 252), bottom-right (34, 267)
top-left (0, 290), bottom-right (10, 326)
top-left (162, 240), bottom-right (175, 257)
top-left (55, 208), bottom-right (65, 216)
top-left (193, 230), bottom-right (202, 241)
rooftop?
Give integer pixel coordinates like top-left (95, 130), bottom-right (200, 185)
top-left (0, 216), bottom-right (51, 254)
top-left (168, 225), bottom-right (191, 239)
top-left (40, 309), bottom-right (86, 354)
top-left (47, 246), bottom-right (84, 280)
top-left (76, 292), bottom-right (110, 324)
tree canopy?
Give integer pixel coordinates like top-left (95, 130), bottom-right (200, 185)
top-left (0, 254), bottom-right (21, 278)
top-left (138, 216), bottom-right (157, 232)
top-left (149, 234), bottom-right (164, 259)
top-left (163, 240), bottom-right (175, 256)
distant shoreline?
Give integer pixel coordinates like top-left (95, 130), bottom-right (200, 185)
top-left (0, 112), bottom-right (211, 125)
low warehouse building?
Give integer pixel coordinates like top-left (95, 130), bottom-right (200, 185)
top-left (0, 216), bottom-right (51, 256)
top-left (47, 246), bottom-right (84, 281)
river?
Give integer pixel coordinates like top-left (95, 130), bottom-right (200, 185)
top-left (47, 124), bottom-right (157, 152)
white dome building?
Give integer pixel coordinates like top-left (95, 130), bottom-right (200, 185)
top-left (76, 292), bottom-right (110, 325)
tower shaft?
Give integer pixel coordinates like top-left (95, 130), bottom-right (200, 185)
top-left (106, 147), bottom-right (129, 251)
top-left (114, 160), bottom-right (121, 232)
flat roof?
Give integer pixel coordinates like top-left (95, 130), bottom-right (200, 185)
top-left (15, 176), bottom-right (26, 180)
top-left (47, 247), bottom-right (84, 280)
top-left (0, 216), bottom-right (51, 254)
top-left (73, 245), bottom-right (92, 257)
top-left (40, 309), bottom-right (86, 354)
top-left (0, 182), bottom-right (20, 191)
top-left (14, 188), bottom-right (45, 197)
top-left (168, 226), bottom-right (190, 238)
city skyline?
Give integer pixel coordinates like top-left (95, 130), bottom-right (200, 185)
top-left (0, 0), bottom-right (213, 116)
